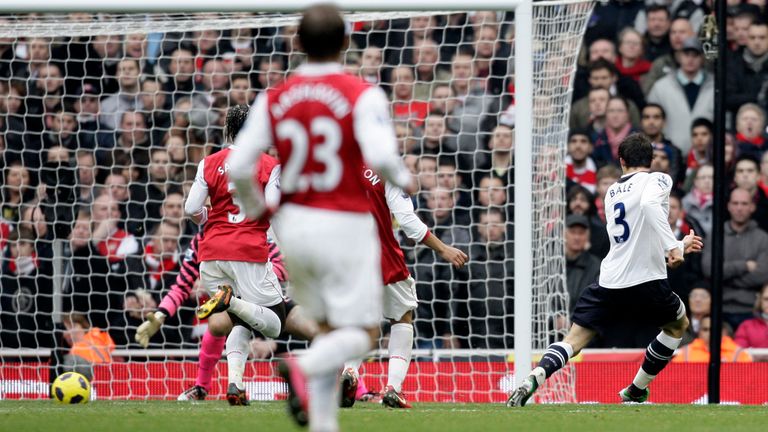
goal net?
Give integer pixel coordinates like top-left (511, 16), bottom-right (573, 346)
top-left (0, 1), bottom-right (593, 403)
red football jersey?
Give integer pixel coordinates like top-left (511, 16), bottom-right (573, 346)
top-left (266, 72), bottom-right (371, 213)
top-left (198, 148), bottom-right (278, 263)
top-left (362, 167), bottom-right (411, 285)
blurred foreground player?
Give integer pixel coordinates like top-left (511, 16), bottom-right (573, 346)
top-left (228, 4), bottom-right (414, 430)
top-left (508, 134), bottom-right (703, 406)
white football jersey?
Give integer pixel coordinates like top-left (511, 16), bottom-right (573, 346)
top-left (598, 171), bottom-right (685, 289)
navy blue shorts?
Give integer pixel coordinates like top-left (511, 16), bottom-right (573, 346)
top-left (571, 279), bottom-right (685, 335)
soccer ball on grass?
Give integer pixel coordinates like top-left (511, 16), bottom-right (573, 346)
top-left (51, 372), bottom-right (91, 404)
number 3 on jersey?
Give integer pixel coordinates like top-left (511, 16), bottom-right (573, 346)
top-left (277, 117), bottom-right (342, 193)
top-left (613, 202), bottom-right (630, 243)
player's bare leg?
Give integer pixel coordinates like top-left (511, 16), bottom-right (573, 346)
top-left (507, 323), bottom-right (596, 407)
top-left (620, 314), bottom-right (689, 403)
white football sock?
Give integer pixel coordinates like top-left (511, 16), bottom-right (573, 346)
top-left (225, 325), bottom-right (251, 389)
top-left (632, 331), bottom-right (681, 390)
top-left (343, 358), bottom-right (363, 375)
top-left (308, 372), bottom-right (339, 432)
top-left (298, 328), bottom-right (371, 377)
top-left (386, 323), bottom-right (413, 392)
top-left (228, 297), bottom-right (281, 338)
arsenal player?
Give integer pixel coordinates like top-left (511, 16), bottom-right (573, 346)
top-left (228, 4), bottom-right (414, 430)
top-left (339, 167), bottom-right (468, 409)
top-left (182, 104), bottom-right (285, 405)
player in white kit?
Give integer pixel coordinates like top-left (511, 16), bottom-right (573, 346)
top-left (507, 133), bottom-right (703, 406)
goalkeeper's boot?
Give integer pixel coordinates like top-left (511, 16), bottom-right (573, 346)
top-left (177, 385), bottom-right (207, 401)
top-left (339, 368), bottom-right (359, 408)
top-left (506, 375), bottom-right (539, 407)
top-left (278, 356), bottom-right (309, 427)
top-left (196, 284), bottom-right (233, 320)
top-left (619, 385), bottom-right (650, 403)
top-left (226, 383), bottom-right (250, 406)
top-left (381, 385), bottom-right (412, 409)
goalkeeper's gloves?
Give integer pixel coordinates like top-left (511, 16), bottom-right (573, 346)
top-left (135, 311), bottom-right (166, 348)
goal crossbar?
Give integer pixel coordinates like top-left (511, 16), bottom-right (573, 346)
top-left (0, 0), bottom-right (572, 13)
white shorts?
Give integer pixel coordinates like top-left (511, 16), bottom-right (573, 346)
top-left (382, 276), bottom-right (418, 321)
top-left (273, 204), bottom-right (382, 328)
top-left (199, 260), bottom-right (284, 307)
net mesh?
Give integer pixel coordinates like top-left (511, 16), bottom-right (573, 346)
top-left (0, 2), bottom-right (593, 402)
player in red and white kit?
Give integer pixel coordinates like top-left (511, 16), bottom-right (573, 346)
top-left (184, 104), bottom-right (286, 405)
top-left (338, 167), bottom-right (468, 409)
top-left (228, 5), bottom-right (414, 430)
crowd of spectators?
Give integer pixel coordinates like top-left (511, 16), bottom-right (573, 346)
top-left (0, 2), bottom-right (767, 356)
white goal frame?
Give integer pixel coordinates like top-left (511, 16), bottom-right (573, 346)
top-left (0, 0), bottom-right (590, 394)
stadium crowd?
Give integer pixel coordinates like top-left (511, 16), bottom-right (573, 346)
top-left (1, 1), bottom-right (767, 369)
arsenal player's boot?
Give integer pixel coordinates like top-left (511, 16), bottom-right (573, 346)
top-left (197, 284), bottom-right (233, 319)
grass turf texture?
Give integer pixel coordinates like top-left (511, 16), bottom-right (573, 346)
top-left (1, 401), bottom-right (765, 432)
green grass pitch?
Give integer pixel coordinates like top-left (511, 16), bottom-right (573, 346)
top-left (1, 401), bottom-right (766, 432)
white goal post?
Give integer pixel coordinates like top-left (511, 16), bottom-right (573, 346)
top-left (0, 0), bottom-right (594, 402)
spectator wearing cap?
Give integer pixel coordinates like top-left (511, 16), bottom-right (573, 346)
top-left (564, 214), bottom-right (600, 314)
top-left (565, 130), bottom-right (597, 194)
top-left (641, 103), bottom-right (685, 185)
top-left (727, 21), bottom-right (768, 116)
top-left (734, 103), bottom-right (768, 160)
top-left (650, 141), bottom-right (675, 177)
top-left (648, 37), bottom-right (714, 155)
top-left (642, 17), bottom-right (695, 95)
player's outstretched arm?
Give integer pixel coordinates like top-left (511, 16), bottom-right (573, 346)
top-left (136, 235), bottom-right (202, 348)
top-left (385, 181), bottom-right (467, 268)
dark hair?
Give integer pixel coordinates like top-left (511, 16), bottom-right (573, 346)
top-left (646, 4), bottom-right (670, 18)
top-left (437, 156), bottom-right (457, 169)
top-left (691, 117), bottom-right (714, 134)
top-left (735, 154), bottom-right (760, 170)
top-left (568, 128), bottom-right (593, 143)
top-left (566, 184), bottom-right (597, 216)
top-left (618, 133), bottom-right (653, 168)
top-left (224, 104), bottom-right (250, 143)
top-left (298, 3), bottom-right (346, 59)
top-left (642, 103), bottom-right (666, 120)
top-left (588, 58), bottom-right (619, 77)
